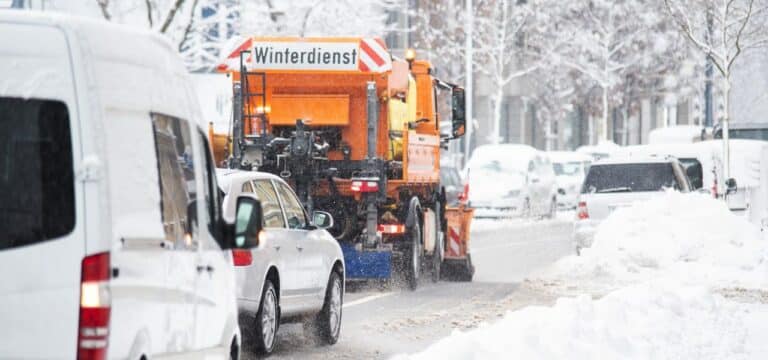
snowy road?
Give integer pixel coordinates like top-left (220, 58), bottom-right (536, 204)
top-left (243, 217), bottom-right (574, 359)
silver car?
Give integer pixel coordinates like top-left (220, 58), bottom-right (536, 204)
top-left (218, 169), bottom-right (345, 355)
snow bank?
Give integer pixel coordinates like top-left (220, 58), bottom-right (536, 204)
top-left (396, 282), bottom-right (768, 360)
top-left (558, 191), bottom-right (768, 288)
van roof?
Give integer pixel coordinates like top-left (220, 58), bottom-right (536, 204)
top-left (0, 10), bottom-right (199, 123)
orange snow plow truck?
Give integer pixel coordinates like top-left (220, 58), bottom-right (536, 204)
top-left (213, 37), bottom-right (474, 287)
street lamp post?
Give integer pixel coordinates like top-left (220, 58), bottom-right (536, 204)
top-left (464, 0), bottom-right (473, 166)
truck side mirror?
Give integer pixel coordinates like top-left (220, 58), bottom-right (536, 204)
top-left (726, 178), bottom-right (738, 194)
top-left (451, 87), bottom-right (466, 138)
top-left (233, 194), bottom-right (264, 249)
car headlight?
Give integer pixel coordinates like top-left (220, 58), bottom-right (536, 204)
top-left (503, 190), bottom-right (521, 198)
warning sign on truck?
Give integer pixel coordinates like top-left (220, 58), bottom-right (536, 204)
top-left (246, 38), bottom-right (392, 73)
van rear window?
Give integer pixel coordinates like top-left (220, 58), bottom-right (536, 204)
top-left (582, 163), bottom-right (679, 193)
top-left (0, 98), bottom-right (75, 251)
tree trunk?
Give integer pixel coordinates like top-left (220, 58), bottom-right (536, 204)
top-left (601, 86), bottom-right (609, 142)
top-left (491, 87), bottom-right (504, 144)
top-left (722, 76), bottom-right (731, 194)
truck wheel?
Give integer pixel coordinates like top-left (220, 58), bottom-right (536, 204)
top-left (431, 202), bottom-right (443, 283)
top-left (313, 271), bottom-right (343, 345)
top-left (252, 280), bottom-right (278, 355)
top-left (406, 222), bottom-right (422, 290)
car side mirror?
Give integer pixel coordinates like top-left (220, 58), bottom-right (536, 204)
top-left (312, 211), bottom-right (334, 230)
top-left (726, 178), bottom-right (738, 194)
top-left (233, 194), bottom-right (264, 249)
top-left (451, 87), bottom-right (466, 138)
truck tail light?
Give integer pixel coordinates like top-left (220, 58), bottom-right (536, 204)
top-left (378, 224), bottom-right (406, 235)
top-left (351, 178), bottom-right (380, 193)
top-left (576, 201), bottom-right (589, 220)
top-left (712, 179), bottom-right (719, 198)
top-left (78, 252), bottom-right (111, 360)
top-left (459, 182), bottom-right (469, 203)
top-left (232, 249), bottom-right (253, 266)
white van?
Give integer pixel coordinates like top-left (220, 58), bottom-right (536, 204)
top-left (0, 11), bottom-right (263, 359)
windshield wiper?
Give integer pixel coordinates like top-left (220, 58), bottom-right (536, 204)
top-left (596, 187), bottom-right (632, 193)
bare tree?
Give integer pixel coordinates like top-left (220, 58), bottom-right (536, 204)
top-left (665, 0), bottom-right (768, 181)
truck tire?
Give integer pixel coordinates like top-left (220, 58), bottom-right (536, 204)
top-left (431, 201), bottom-right (443, 283)
top-left (406, 222), bottom-right (422, 291)
top-left (312, 271), bottom-right (343, 345)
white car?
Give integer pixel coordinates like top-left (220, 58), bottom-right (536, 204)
top-left (548, 151), bottom-right (592, 210)
top-left (0, 11), bottom-right (260, 359)
top-left (218, 169), bottom-right (345, 355)
top-left (574, 156), bottom-right (692, 254)
top-left (465, 144), bottom-right (558, 218)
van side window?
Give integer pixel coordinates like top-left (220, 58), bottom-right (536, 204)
top-left (0, 98), bottom-right (74, 251)
top-left (242, 181), bottom-right (254, 193)
top-left (251, 180), bottom-right (286, 228)
top-left (151, 114), bottom-right (198, 250)
top-left (275, 181), bottom-right (308, 229)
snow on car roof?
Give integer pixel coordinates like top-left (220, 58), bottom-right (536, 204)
top-left (216, 169), bottom-right (283, 193)
top-left (467, 144), bottom-right (539, 169)
top-left (648, 125), bottom-right (704, 144)
top-left (547, 151), bottom-right (592, 163)
top-left (591, 155), bottom-right (676, 166)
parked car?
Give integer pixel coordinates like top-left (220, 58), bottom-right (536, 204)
top-left (573, 156), bottom-right (692, 254)
top-left (619, 143), bottom-right (724, 197)
top-left (548, 151), bottom-right (592, 210)
top-left (0, 11), bottom-right (261, 359)
top-left (217, 169), bottom-right (345, 355)
top-left (708, 139), bottom-right (768, 228)
top-left (441, 164), bottom-right (465, 206)
top-left (465, 144), bottom-right (557, 219)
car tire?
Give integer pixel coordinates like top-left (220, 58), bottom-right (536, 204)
top-left (547, 198), bottom-right (556, 219)
top-left (522, 198), bottom-right (531, 218)
top-left (406, 221), bottom-right (422, 291)
top-left (313, 271), bottom-right (343, 345)
top-left (431, 201), bottom-right (443, 283)
top-left (252, 280), bottom-right (279, 355)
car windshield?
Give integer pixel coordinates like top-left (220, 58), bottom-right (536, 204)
top-left (582, 163), bottom-right (680, 193)
top-left (470, 158), bottom-right (526, 176)
top-left (553, 161), bottom-right (582, 176)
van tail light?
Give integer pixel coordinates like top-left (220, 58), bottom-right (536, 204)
top-left (350, 178), bottom-right (380, 193)
top-left (712, 179), bottom-right (719, 198)
top-left (232, 249), bottom-right (253, 266)
top-left (78, 252), bottom-right (111, 360)
top-left (577, 201), bottom-right (589, 220)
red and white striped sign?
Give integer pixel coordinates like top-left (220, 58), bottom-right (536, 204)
top-left (216, 37), bottom-right (252, 72)
top-left (358, 38), bottom-right (392, 73)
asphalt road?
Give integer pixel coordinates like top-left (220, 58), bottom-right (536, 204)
top-left (244, 215), bottom-right (575, 359)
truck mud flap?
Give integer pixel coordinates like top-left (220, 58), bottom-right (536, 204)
top-left (341, 243), bottom-right (392, 279)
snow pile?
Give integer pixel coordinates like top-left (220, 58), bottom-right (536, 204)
top-left (558, 191), bottom-right (768, 288)
top-left (396, 282), bottom-right (768, 360)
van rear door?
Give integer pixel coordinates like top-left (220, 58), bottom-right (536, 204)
top-left (0, 22), bottom-right (85, 358)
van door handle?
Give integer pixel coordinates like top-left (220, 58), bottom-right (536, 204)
top-left (196, 265), bottom-right (214, 273)
top-left (296, 245), bottom-right (304, 251)
top-left (273, 245), bottom-right (281, 251)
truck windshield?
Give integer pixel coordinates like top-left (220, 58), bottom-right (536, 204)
top-left (0, 97), bottom-right (75, 251)
top-left (582, 163), bottom-right (680, 194)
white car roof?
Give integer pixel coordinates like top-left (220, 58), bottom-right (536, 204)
top-left (592, 156), bottom-right (676, 166)
top-left (216, 169), bottom-right (283, 194)
top-left (547, 151), bottom-right (592, 163)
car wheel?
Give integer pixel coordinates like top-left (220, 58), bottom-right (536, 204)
top-left (253, 281), bottom-right (278, 355)
top-left (431, 202), bottom-right (443, 283)
top-left (406, 221), bottom-right (422, 290)
top-left (313, 271), bottom-right (343, 345)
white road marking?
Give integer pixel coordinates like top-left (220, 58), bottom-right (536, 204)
top-left (343, 292), bottom-right (396, 308)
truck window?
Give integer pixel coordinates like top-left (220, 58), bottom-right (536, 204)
top-left (152, 114), bottom-right (198, 250)
top-left (0, 98), bottom-right (74, 251)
